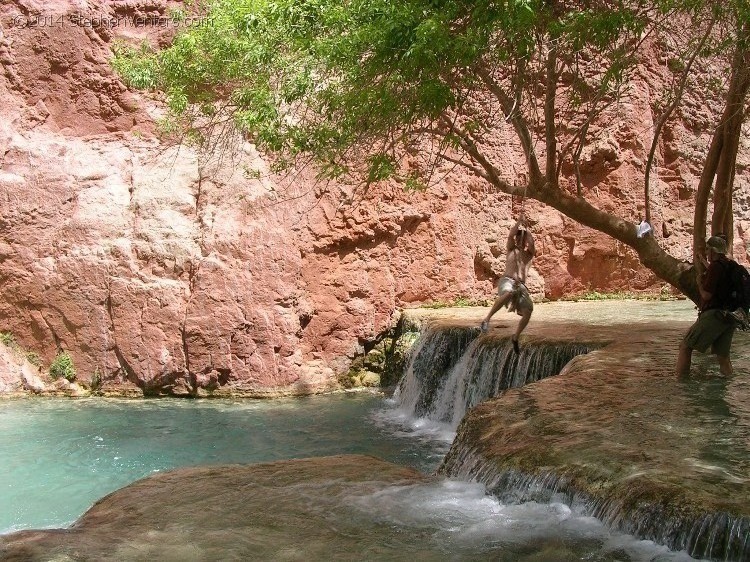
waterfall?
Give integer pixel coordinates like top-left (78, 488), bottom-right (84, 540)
top-left (394, 325), bottom-right (479, 423)
top-left (389, 322), bottom-right (750, 561)
top-left (393, 324), bottom-right (595, 428)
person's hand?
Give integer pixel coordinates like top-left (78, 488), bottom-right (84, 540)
top-left (700, 254), bottom-right (709, 268)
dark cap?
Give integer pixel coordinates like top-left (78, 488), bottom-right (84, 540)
top-left (706, 236), bottom-right (727, 255)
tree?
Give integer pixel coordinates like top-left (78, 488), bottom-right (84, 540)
top-left (693, 20), bottom-right (750, 266)
top-left (113, 0), bottom-right (750, 302)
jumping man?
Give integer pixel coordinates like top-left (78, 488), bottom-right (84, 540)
top-left (480, 215), bottom-right (536, 353)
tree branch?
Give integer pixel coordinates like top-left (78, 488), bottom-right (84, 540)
top-left (439, 116), bottom-right (515, 193)
top-left (436, 153), bottom-right (492, 183)
top-left (476, 65), bottom-right (544, 186)
top-left (545, 46), bottom-right (558, 188)
top-left (645, 15), bottom-right (716, 224)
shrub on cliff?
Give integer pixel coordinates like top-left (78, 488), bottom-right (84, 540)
top-left (111, 42), bottom-right (159, 90)
top-left (1, 331), bottom-right (44, 368)
top-left (0, 331), bottom-right (16, 348)
top-left (49, 352), bottom-right (76, 382)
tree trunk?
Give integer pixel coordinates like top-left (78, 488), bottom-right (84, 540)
top-left (693, 123), bottom-right (723, 266)
top-left (692, 39), bottom-right (750, 266)
top-left (711, 45), bottom-right (750, 251)
top-left (519, 182), bottom-right (700, 301)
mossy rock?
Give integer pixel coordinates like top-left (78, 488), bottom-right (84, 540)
top-left (342, 312), bottom-right (423, 390)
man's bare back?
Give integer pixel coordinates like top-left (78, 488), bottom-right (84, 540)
top-left (504, 219), bottom-right (535, 281)
top-left (504, 246), bottom-right (533, 282)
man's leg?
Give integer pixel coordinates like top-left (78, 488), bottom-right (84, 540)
top-left (675, 342), bottom-right (693, 378)
top-left (482, 292), bottom-right (512, 331)
top-left (511, 309), bottom-right (532, 353)
top-left (711, 325), bottom-right (735, 377)
top-left (717, 355), bottom-right (733, 376)
top-left (514, 309), bottom-right (532, 340)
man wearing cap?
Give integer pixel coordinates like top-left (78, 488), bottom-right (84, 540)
top-left (675, 235), bottom-right (735, 377)
top-left (480, 215), bottom-right (536, 353)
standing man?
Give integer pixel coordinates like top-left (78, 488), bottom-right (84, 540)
top-left (675, 235), bottom-right (735, 377)
top-left (480, 215), bottom-right (536, 353)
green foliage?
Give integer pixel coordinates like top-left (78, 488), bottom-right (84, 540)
top-left (366, 154), bottom-right (396, 183)
top-left (564, 290), bottom-right (679, 302)
top-left (111, 41), bottom-right (160, 90)
top-left (0, 331), bottom-right (15, 347)
top-left (422, 296), bottom-right (490, 308)
top-left (0, 331), bottom-right (44, 367)
top-left (667, 57), bottom-right (687, 73)
top-left (242, 165), bottom-right (262, 179)
top-left (25, 352), bottom-right (41, 367)
top-left (49, 352), bottom-right (76, 382)
top-left (168, 6), bottom-right (187, 22)
top-left (576, 290), bottom-right (637, 301)
top-left (90, 368), bottom-right (103, 391)
top-left (112, 0), bottom-right (667, 185)
top-left (404, 174), bottom-right (427, 192)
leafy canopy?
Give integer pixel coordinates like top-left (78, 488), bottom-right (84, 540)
top-left (114, 0), bottom-right (655, 184)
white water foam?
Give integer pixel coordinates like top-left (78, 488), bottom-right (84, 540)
top-left (371, 396), bottom-right (457, 444)
top-left (348, 479), bottom-right (704, 561)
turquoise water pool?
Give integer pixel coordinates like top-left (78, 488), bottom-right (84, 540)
top-left (0, 392), bottom-right (444, 533)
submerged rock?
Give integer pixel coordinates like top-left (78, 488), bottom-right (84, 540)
top-left (0, 455), bottom-right (430, 561)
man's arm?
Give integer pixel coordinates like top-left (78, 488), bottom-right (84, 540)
top-left (699, 261), bottom-right (722, 303)
top-left (506, 219), bottom-right (522, 251)
top-left (526, 231), bottom-right (536, 257)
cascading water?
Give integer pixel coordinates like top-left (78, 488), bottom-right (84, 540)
top-left (441, 450), bottom-right (750, 561)
top-left (393, 324), bottom-right (596, 429)
top-left (394, 325), bottom-right (480, 423)
top-left (410, 316), bottom-right (750, 562)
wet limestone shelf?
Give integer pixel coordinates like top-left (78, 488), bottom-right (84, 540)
top-left (0, 456), bottom-right (431, 560)
top-left (428, 300), bottom-right (750, 560)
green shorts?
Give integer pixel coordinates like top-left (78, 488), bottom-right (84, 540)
top-left (683, 308), bottom-right (735, 357)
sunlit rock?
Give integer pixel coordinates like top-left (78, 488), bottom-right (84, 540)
top-left (0, 455), bottom-right (430, 560)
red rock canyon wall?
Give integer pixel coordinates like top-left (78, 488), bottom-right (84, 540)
top-left (0, 0), bottom-right (748, 395)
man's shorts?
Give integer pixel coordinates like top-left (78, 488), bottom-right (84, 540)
top-left (497, 277), bottom-right (533, 315)
top-left (683, 308), bottom-right (735, 357)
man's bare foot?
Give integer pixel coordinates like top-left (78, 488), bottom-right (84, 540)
top-left (480, 320), bottom-right (489, 332)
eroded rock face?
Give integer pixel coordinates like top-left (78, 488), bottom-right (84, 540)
top-left (0, 343), bottom-right (44, 394)
top-left (0, 0), bottom-right (748, 394)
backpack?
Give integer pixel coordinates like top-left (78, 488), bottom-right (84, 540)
top-left (717, 260), bottom-right (750, 329)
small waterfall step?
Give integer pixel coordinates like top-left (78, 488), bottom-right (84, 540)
top-left (394, 323), bottom-right (598, 429)
top-left (434, 306), bottom-right (750, 562)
